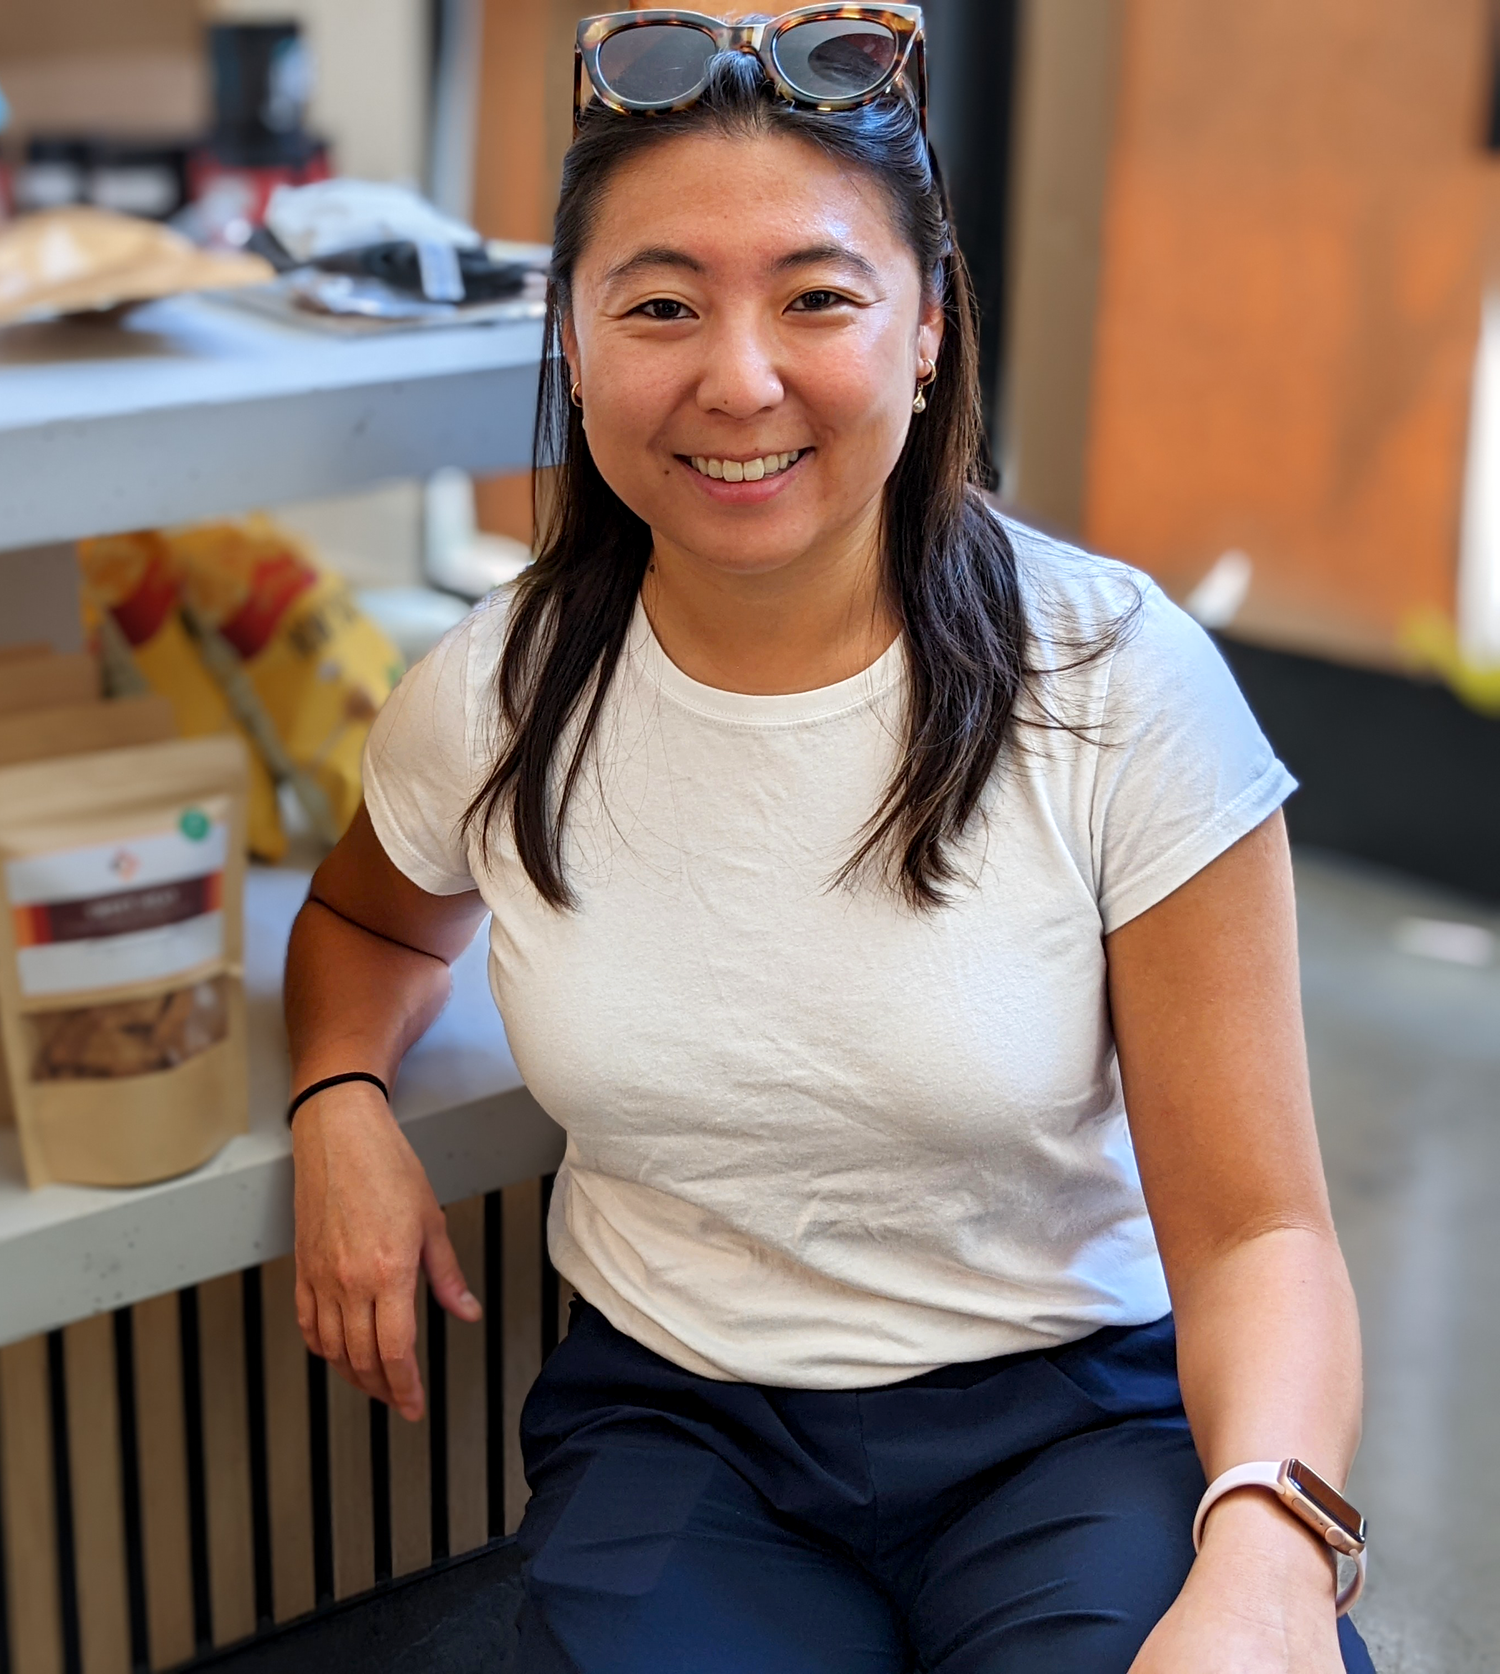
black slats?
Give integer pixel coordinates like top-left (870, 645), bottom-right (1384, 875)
top-left (45, 1332), bottom-right (82, 1674)
top-left (425, 1290), bottom-right (449, 1563)
top-left (240, 1269), bottom-right (275, 1629)
top-left (306, 1353), bottom-right (335, 1608)
top-left (111, 1309), bottom-right (151, 1672)
top-left (177, 1288), bottom-right (215, 1653)
top-left (369, 1400), bottom-right (392, 1585)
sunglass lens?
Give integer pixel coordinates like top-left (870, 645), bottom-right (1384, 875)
top-left (772, 20), bottom-right (899, 101)
top-left (596, 23), bottom-right (716, 105)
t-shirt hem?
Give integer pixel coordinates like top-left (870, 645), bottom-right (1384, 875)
top-left (1098, 760), bottom-right (1297, 933)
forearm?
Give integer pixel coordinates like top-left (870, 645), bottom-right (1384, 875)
top-left (1174, 1223), bottom-right (1361, 1487)
top-left (284, 896), bottom-right (453, 1090)
top-left (1171, 1224), bottom-right (1361, 1603)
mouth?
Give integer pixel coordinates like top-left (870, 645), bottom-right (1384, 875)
top-left (680, 449), bottom-right (807, 484)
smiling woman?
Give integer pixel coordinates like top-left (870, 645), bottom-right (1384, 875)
top-left (284, 15), bottom-right (1376, 1674)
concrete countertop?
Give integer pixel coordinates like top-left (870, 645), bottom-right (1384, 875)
top-left (0, 293), bottom-right (545, 548)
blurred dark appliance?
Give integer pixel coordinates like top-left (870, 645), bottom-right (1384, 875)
top-left (190, 21), bottom-right (330, 229)
top-left (1220, 637), bottom-right (1500, 904)
top-left (921, 0), bottom-right (1022, 480)
top-left (15, 136), bottom-right (192, 220)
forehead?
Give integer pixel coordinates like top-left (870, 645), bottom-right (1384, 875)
top-left (576, 130), bottom-right (914, 281)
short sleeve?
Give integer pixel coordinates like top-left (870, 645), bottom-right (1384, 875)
top-left (361, 596), bottom-right (507, 897)
top-left (1090, 581), bottom-right (1296, 932)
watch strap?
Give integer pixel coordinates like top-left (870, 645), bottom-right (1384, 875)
top-left (1193, 1459), bottom-right (1367, 1617)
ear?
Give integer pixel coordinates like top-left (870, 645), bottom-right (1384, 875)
top-left (917, 288), bottom-right (945, 372)
top-left (561, 312), bottom-right (580, 386)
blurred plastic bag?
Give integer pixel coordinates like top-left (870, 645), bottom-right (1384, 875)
top-left (78, 532), bottom-right (288, 859)
top-left (166, 518), bottom-right (404, 844)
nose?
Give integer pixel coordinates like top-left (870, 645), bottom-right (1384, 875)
top-left (697, 316), bottom-right (784, 421)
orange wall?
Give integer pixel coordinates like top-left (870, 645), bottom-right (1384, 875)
top-left (1084, 0), bottom-right (1500, 663)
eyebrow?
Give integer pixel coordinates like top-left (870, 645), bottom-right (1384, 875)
top-left (772, 243), bottom-right (880, 281)
top-left (601, 247), bottom-right (706, 285)
top-left (600, 242), bottom-right (879, 286)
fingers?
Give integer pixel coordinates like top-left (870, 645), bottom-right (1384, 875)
top-left (423, 1216), bottom-right (483, 1324)
top-left (342, 1296), bottom-right (398, 1409)
top-left (376, 1291), bottom-right (425, 1422)
top-left (297, 1268), bottom-right (421, 1417)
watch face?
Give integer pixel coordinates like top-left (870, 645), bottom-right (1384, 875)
top-left (1286, 1459), bottom-right (1366, 1545)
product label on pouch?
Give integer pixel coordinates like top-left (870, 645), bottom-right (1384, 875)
top-left (7, 810), bottom-right (228, 998)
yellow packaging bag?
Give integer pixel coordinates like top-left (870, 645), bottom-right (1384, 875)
top-left (166, 518), bottom-right (404, 842)
top-left (78, 532), bottom-right (288, 860)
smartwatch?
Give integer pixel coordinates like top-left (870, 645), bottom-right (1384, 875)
top-left (1192, 1458), bottom-right (1368, 1615)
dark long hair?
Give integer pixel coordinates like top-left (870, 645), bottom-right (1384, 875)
top-left (464, 55), bottom-right (1050, 910)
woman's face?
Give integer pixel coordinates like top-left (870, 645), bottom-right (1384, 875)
top-left (563, 129), bottom-right (944, 580)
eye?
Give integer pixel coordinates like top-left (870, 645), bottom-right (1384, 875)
top-left (633, 298), bottom-right (695, 321)
top-left (789, 289), bottom-right (851, 312)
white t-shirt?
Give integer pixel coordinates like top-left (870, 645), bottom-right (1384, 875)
top-left (363, 521), bottom-right (1295, 1388)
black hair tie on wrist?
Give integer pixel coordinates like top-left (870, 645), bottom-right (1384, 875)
top-left (287, 1071), bottom-right (390, 1126)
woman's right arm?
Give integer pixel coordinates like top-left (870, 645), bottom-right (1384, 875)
top-left (285, 804), bottom-right (491, 1422)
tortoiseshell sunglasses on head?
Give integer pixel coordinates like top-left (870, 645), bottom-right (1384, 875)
top-left (574, 7), bottom-right (927, 136)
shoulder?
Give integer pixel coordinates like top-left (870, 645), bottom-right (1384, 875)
top-left (996, 512), bottom-right (1221, 723)
top-left (365, 585), bottom-right (515, 782)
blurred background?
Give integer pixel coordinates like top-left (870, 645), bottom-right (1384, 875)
top-left (1, 4), bottom-right (1497, 1672)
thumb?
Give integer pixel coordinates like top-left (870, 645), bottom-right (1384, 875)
top-left (423, 1216), bottom-right (483, 1322)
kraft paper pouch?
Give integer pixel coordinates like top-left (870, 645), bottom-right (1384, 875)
top-left (0, 694), bottom-right (176, 769)
top-left (0, 735), bottom-right (250, 1187)
top-left (0, 652), bottom-right (98, 716)
top-left (78, 531), bottom-right (287, 860)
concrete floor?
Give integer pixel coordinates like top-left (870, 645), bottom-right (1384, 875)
top-left (1296, 850), bottom-right (1500, 1673)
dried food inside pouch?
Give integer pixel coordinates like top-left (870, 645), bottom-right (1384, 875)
top-left (0, 735), bottom-right (250, 1188)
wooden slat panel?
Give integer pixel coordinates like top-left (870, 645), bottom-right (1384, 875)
top-left (445, 1195), bottom-right (488, 1556)
top-left (501, 1179), bottom-right (542, 1535)
top-left (326, 1372), bottom-right (373, 1600)
top-left (196, 1275), bottom-right (255, 1647)
top-left (259, 1257), bottom-right (315, 1625)
top-left (62, 1315), bottom-right (130, 1674)
top-left (0, 1335), bottom-right (64, 1674)
top-left (131, 1294), bottom-right (194, 1672)
top-left (388, 1276), bottom-right (431, 1579)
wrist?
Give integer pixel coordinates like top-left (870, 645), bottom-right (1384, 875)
top-left (1196, 1489), bottom-right (1337, 1602)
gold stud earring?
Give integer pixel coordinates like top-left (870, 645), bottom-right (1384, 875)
top-left (570, 380), bottom-right (584, 409)
top-left (913, 359), bottom-right (937, 414)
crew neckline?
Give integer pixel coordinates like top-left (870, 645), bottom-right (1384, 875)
top-left (629, 599), bottom-right (904, 724)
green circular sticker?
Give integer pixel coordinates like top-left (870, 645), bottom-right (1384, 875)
top-left (179, 808), bottom-right (211, 841)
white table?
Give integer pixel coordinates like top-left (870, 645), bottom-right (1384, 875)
top-left (0, 293), bottom-right (545, 547)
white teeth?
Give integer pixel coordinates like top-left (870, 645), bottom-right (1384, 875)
top-left (688, 449), bottom-right (804, 481)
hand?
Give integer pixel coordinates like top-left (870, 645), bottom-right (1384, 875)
top-left (1129, 1494), bottom-right (1344, 1673)
top-left (292, 1081), bottom-right (482, 1422)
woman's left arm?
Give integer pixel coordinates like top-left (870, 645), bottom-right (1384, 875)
top-left (1106, 810), bottom-right (1359, 1673)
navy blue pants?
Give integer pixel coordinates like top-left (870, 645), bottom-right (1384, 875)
top-left (514, 1304), bottom-right (1375, 1672)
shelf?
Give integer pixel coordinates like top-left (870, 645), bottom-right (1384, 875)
top-left (0, 867), bottom-right (564, 1349)
top-left (0, 293), bottom-right (546, 549)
